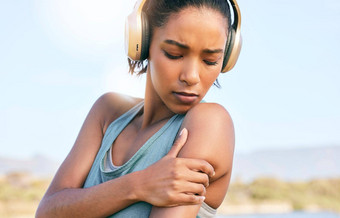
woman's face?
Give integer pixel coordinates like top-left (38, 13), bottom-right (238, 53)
top-left (148, 7), bottom-right (228, 114)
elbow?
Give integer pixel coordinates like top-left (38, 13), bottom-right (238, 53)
top-left (35, 202), bottom-right (46, 218)
top-left (35, 210), bottom-right (43, 218)
top-left (35, 199), bottom-right (53, 218)
top-left (35, 207), bottom-right (44, 218)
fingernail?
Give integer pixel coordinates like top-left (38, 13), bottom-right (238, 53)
top-left (212, 171), bottom-right (215, 177)
top-left (179, 128), bottom-right (186, 136)
top-left (198, 196), bottom-right (205, 202)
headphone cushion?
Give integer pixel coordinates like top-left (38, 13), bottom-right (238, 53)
top-left (222, 28), bottom-right (235, 71)
top-left (140, 12), bottom-right (150, 60)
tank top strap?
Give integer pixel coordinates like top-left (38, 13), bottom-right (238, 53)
top-left (101, 101), bottom-right (144, 150)
top-left (83, 101), bottom-right (144, 187)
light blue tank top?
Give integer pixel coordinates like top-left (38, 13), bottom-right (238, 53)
top-left (83, 101), bottom-right (185, 217)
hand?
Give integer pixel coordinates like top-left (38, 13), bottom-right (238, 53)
top-left (137, 128), bottom-right (215, 207)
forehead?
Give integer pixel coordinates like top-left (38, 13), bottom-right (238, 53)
top-left (154, 7), bottom-right (228, 49)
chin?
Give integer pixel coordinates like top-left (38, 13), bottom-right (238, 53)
top-left (169, 102), bottom-right (198, 115)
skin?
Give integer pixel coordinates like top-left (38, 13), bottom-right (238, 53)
top-left (36, 94), bottom-right (214, 218)
top-left (36, 5), bottom-right (234, 218)
top-left (148, 7), bottom-right (234, 217)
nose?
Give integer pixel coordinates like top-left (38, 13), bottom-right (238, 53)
top-left (179, 59), bottom-right (200, 86)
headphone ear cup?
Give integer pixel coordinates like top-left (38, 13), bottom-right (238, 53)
top-left (221, 27), bottom-right (242, 73)
top-left (140, 12), bottom-right (150, 60)
top-left (221, 28), bottom-right (234, 72)
top-left (125, 0), bottom-right (149, 61)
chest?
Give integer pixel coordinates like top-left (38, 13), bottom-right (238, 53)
top-left (111, 119), bottom-right (169, 166)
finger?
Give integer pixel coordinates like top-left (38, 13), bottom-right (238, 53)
top-left (166, 128), bottom-right (188, 158)
top-left (185, 170), bottom-right (210, 187)
top-left (175, 193), bottom-right (206, 206)
top-left (183, 183), bottom-right (207, 197)
top-left (182, 158), bottom-right (215, 178)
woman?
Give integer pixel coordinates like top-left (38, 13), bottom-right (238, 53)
top-left (36, 0), bottom-right (241, 217)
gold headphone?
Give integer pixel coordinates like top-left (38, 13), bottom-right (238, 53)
top-left (125, 0), bottom-right (242, 73)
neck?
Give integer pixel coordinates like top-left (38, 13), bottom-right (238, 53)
top-left (141, 72), bottom-right (175, 129)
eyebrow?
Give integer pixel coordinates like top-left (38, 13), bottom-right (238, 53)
top-left (164, 39), bottom-right (224, 54)
top-left (202, 48), bottom-right (224, 54)
top-left (164, 39), bottom-right (189, 49)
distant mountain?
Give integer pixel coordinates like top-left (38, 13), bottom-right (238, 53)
top-left (0, 154), bottom-right (59, 178)
top-left (231, 146), bottom-right (340, 182)
top-left (1, 146), bottom-right (340, 181)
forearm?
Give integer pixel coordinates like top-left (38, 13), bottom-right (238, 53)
top-left (150, 204), bottom-right (201, 218)
top-left (36, 171), bottom-right (142, 218)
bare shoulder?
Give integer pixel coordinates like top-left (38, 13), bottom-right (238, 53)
top-left (44, 92), bottom-right (142, 195)
top-left (91, 92), bottom-right (143, 133)
top-left (184, 102), bottom-right (233, 131)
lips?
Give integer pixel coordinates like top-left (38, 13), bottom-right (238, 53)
top-left (173, 91), bottom-right (199, 104)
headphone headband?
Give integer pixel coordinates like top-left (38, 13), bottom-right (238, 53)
top-left (125, 0), bottom-right (242, 73)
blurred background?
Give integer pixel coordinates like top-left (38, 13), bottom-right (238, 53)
top-left (1, 0), bottom-right (339, 217)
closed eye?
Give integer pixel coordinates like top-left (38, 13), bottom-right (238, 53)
top-left (162, 50), bottom-right (182, 60)
top-left (204, 60), bottom-right (218, 66)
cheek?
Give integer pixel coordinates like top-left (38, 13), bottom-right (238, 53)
top-left (201, 70), bottom-right (220, 89)
top-left (151, 54), bottom-right (178, 83)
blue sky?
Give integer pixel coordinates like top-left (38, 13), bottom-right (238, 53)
top-left (1, 0), bottom-right (340, 161)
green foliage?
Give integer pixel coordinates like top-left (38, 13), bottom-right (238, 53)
top-left (1, 172), bottom-right (340, 216)
top-left (0, 173), bottom-right (50, 202)
top-left (225, 177), bottom-right (340, 213)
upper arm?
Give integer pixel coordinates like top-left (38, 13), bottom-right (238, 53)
top-left (43, 92), bottom-right (137, 197)
top-left (150, 103), bottom-right (235, 216)
top-left (179, 103), bottom-right (235, 208)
